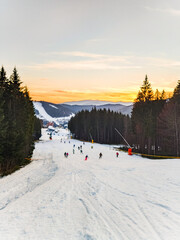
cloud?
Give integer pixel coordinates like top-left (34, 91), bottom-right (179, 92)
top-left (54, 90), bottom-right (68, 93)
top-left (87, 38), bottom-right (106, 43)
top-left (24, 51), bottom-right (141, 70)
top-left (21, 51), bottom-right (180, 71)
top-left (42, 51), bottom-right (132, 62)
top-left (26, 60), bottom-right (141, 70)
top-left (31, 88), bottom-right (138, 103)
top-left (62, 51), bottom-right (106, 59)
top-left (145, 6), bottom-right (180, 16)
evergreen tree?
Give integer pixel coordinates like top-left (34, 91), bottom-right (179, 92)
top-left (173, 80), bottom-right (180, 102)
top-left (68, 108), bottom-right (128, 145)
top-left (136, 75), bottom-right (154, 102)
top-left (0, 67), bottom-right (41, 175)
top-left (9, 67), bottom-right (21, 92)
top-left (154, 89), bottom-right (161, 100)
top-left (33, 117), bottom-right (42, 140)
top-left (172, 80), bottom-right (180, 156)
top-left (0, 66), bottom-right (7, 89)
top-left (0, 89), bottom-right (7, 165)
top-left (132, 76), bottom-right (166, 155)
top-left (160, 90), bottom-right (166, 100)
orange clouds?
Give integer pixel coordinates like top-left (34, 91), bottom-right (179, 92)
top-left (30, 89), bottom-right (137, 103)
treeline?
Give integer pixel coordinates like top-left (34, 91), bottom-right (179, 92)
top-left (131, 75), bottom-right (180, 157)
top-left (0, 66), bottom-right (41, 175)
top-left (68, 75), bottom-right (180, 157)
top-left (68, 108), bottom-right (131, 144)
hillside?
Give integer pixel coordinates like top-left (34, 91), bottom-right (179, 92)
top-left (33, 100), bottom-right (133, 126)
top-left (0, 129), bottom-right (179, 239)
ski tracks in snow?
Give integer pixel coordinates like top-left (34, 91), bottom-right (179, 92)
top-left (0, 129), bottom-right (180, 240)
top-left (0, 149), bottom-right (58, 212)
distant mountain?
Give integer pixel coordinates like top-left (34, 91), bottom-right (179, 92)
top-left (33, 100), bottom-right (133, 126)
top-left (33, 101), bottom-right (74, 127)
top-left (63, 100), bottom-right (132, 106)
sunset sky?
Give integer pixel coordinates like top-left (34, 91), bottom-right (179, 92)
top-left (1, 0), bottom-right (180, 103)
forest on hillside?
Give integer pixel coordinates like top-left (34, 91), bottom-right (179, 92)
top-left (68, 76), bottom-right (180, 157)
top-left (0, 67), bottom-right (41, 175)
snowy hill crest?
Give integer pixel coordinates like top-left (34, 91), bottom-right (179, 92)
top-left (33, 100), bottom-right (133, 126)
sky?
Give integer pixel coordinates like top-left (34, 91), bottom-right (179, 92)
top-left (1, 0), bottom-right (180, 103)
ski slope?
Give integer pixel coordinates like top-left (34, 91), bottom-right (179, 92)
top-left (0, 129), bottom-right (180, 240)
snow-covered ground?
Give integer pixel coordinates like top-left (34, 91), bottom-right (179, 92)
top-left (0, 129), bottom-right (180, 240)
top-left (33, 102), bottom-right (74, 125)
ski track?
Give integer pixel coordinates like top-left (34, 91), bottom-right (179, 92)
top-left (0, 128), bottom-right (180, 240)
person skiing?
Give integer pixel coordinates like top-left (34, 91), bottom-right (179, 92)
top-left (99, 153), bottom-right (102, 159)
top-left (116, 152), bottom-right (119, 158)
top-left (49, 132), bottom-right (52, 140)
top-left (85, 155), bottom-right (88, 161)
top-left (64, 152), bottom-right (67, 158)
top-left (73, 149), bottom-right (75, 154)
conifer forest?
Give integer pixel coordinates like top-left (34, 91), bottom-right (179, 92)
top-left (0, 67), bottom-right (41, 175)
top-left (69, 76), bottom-right (180, 158)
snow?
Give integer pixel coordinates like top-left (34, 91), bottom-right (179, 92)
top-left (0, 129), bottom-right (180, 240)
top-left (33, 101), bottom-right (55, 122)
top-left (49, 104), bottom-right (58, 109)
top-left (33, 102), bottom-right (74, 125)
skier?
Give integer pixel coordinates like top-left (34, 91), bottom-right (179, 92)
top-left (64, 152), bottom-right (67, 158)
top-left (116, 152), bottom-right (119, 158)
top-left (85, 155), bottom-right (88, 161)
top-left (80, 149), bottom-right (83, 154)
top-left (49, 132), bottom-right (52, 140)
top-left (73, 149), bottom-right (75, 154)
top-left (99, 153), bottom-right (102, 159)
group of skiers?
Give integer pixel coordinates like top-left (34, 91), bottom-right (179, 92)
top-left (48, 132), bottom-right (120, 160)
top-left (61, 136), bottom-right (120, 160)
top-left (63, 151), bottom-right (119, 160)
top-left (63, 149), bottom-right (119, 160)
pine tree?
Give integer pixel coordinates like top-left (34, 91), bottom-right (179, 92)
top-left (68, 108), bottom-right (128, 145)
top-left (160, 90), bottom-right (166, 100)
top-left (136, 75), bottom-right (154, 102)
top-left (154, 89), bottom-right (160, 100)
top-left (172, 80), bottom-right (180, 156)
top-left (173, 80), bottom-right (180, 102)
top-left (132, 76), bottom-right (166, 155)
top-left (10, 67), bottom-right (21, 92)
top-left (0, 66), bottom-right (7, 89)
top-left (0, 89), bottom-right (7, 166)
top-left (0, 67), bottom-right (40, 175)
